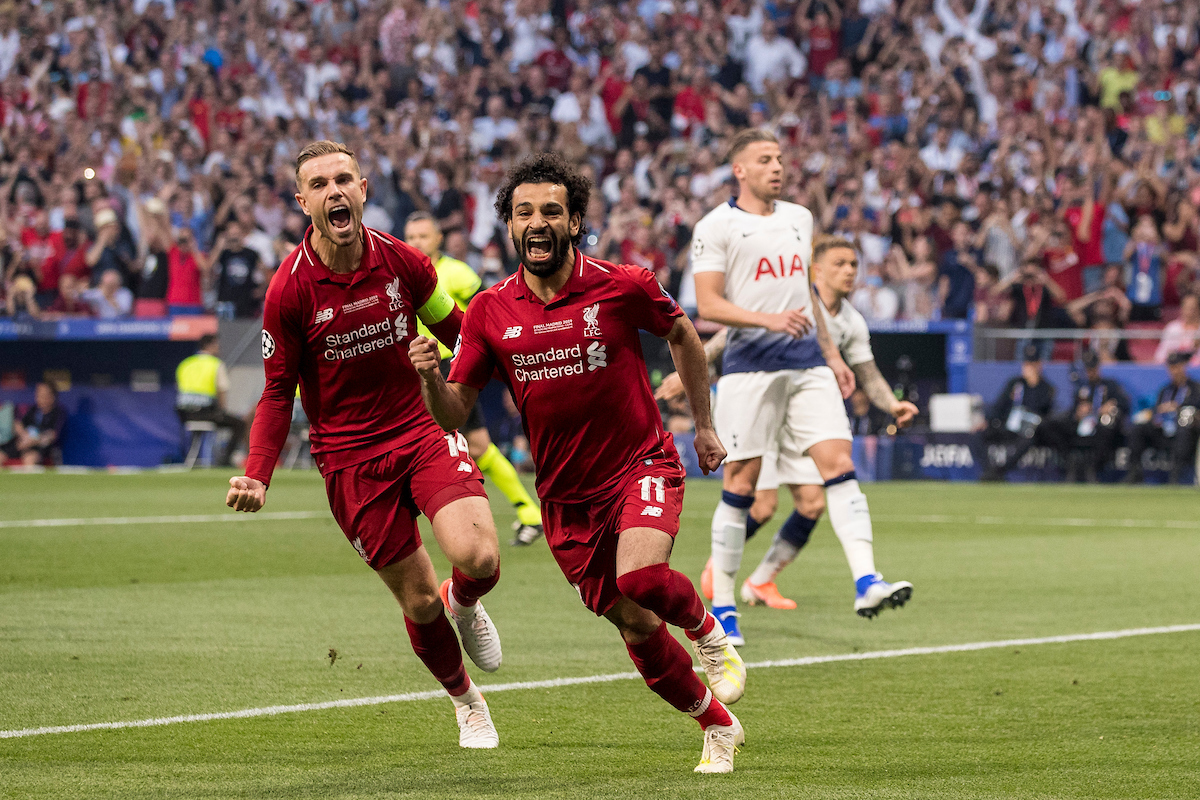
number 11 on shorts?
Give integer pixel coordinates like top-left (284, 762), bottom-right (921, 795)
top-left (639, 475), bottom-right (666, 503)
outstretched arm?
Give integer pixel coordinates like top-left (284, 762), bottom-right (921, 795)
top-left (664, 315), bottom-right (726, 475)
top-left (410, 336), bottom-right (480, 431)
top-left (852, 359), bottom-right (918, 427)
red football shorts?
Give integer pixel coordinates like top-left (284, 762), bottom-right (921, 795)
top-left (540, 453), bottom-right (686, 616)
top-left (324, 430), bottom-right (486, 569)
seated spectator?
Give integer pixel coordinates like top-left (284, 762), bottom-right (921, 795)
top-left (982, 344), bottom-right (1061, 481)
top-left (175, 334), bottom-right (247, 467)
top-left (1053, 348), bottom-right (1130, 483)
top-left (1124, 214), bottom-right (1166, 321)
top-left (1, 382), bottom-right (65, 466)
top-left (45, 273), bottom-right (94, 318)
top-left (1153, 293), bottom-right (1200, 365)
top-left (1124, 351), bottom-right (1200, 484)
top-left (3, 274), bottom-right (41, 320)
top-left (81, 269), bottom-right (134, 319)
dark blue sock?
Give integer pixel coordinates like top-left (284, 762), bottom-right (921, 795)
top-left (778, 511), bottom-right (816, 550)
top-left (720, 490), bottom-right (754, 509)
top-left (745, 513), bottom-right (764, 541)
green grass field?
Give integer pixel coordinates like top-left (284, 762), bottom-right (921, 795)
top-left (1, 472), bottom-right (1198, 799)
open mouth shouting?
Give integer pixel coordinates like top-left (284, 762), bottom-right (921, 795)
top-left (327, 204), bottom-right (353, 235)
top-left (524, 231), bottom-right (555, 264)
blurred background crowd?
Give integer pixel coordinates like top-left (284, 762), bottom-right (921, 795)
top-left (2, 0), bottom-right (1200, 366)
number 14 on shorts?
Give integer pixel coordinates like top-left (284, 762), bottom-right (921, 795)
top-left (444, 432), bottom-right (475, 473)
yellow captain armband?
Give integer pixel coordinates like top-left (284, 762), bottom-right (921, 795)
top-left (417, 284), bottom-right (456, 324)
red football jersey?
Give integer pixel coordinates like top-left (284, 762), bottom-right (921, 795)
top-left (449, 250), bottom-right (684, 504)
top-left (245, 226), bottom-right (446, 485)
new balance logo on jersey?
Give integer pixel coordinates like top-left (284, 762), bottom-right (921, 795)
top-left (457, 461), bottom-right (473, 473)
top-left (315, 307), bottom-right (334, 324)
top-left (502, 326), bottom-right (523, 339)
top-left (640, 506), bottom-right (664, 517)
top-left (587, 341), bottom-right (607, 371)
top-left (583, 303), bottom-right (602, 338)
top-left (386, 277), bottom-right (403, 311)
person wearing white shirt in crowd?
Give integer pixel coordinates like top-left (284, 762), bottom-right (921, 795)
top-left (1154, 293), bottom-right (1200, 366)
top-left (550, 71), bottom-right (615, 150)
top-left (744, 20), bottom-right (806, 96)
top-left (725, 0), bottom-right (763, 64)
top-left (920, 128), bottom-right (965, 173)
top-left (81, 268), bottom-right (134, 319)
top-left (472, 96), bottom-right (521, 155)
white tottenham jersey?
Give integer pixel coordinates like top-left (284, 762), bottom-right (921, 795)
top-left (691, 199), bottom-right (824, 374)
top-left (817, 290), bottom-right (874, 367)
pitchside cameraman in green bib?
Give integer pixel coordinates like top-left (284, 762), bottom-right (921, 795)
top-left (404, 211), bottom-right (545, 545)
top-left (176, 333), bottom-right (247, 467)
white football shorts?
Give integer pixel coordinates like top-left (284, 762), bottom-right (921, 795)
top-left (714, 366), bottom-right (852, 474)
top-left (755, 447), bottom-right (823, 490)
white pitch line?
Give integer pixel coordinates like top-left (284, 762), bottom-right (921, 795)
top-left (0, 511), bottom-right (329, 530)
top-left (3, 623), bottom-right (1197, 741)
top-left (3, 511), bottom-right (1197, 531)
top-left (874, 514), bottom-right (1200, 531)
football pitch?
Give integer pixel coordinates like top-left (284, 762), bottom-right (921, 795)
top-left (1, 472), bottom-right (1198, 799)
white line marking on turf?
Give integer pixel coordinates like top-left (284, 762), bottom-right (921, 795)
top-left (4, 511), bottom-right (1197, 532)
top-left (3, 623), bottom-right (1197, 741)
top-left (0, 511), bottom-right (329, 530)
top-left (874, 514), bottom-right (1200, 531)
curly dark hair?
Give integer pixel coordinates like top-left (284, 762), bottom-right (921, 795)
top-left (493, 152), bottom-right (591, 246)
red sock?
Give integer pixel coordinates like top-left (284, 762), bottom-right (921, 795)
top-left (684, 612), bottom-right (716, 641)
top-left (404, 614), bottom-right (470, 697)
top-left (451, 565), bottom-right (500, 606)
top-left (615, 563), bottom-right (705, 631)
top-left (625, 623), bottom-right (730, 728)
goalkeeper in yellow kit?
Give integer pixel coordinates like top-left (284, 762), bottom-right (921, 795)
top-left (404, 211), bottom-right (544, 545)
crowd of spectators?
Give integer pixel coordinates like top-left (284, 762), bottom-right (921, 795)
top-left (2, 0), bottom-right (1200, 363)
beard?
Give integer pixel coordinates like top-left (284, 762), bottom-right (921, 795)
top-left (514, 226), bottom-right (572, 277)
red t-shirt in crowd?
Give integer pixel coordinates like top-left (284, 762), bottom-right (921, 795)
top-left (449, 249), bottom-right (683, 503)
top-left (1043, 246), bottom-right (1084, 301)
top-left (807, 25), bottom-right (840, 77)
top-left (1063, 203), bottom-right (1106, 267)
top-left (619, 239), bottom-right (670, 285)
top-left (673, 85), bottom-right (712, 134)
top-left (60, 243), bottom-right (91, 281)
top-left (20, 228), bottom-right (66, 293)
top-left (246, 226), bottom-right (447, 485)
top-left (600, 73), bottom-right (628, 134)
top-left (167, 245), bottom-right (204, 305)
top-left (536, 49), bottom-right (574, 92)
